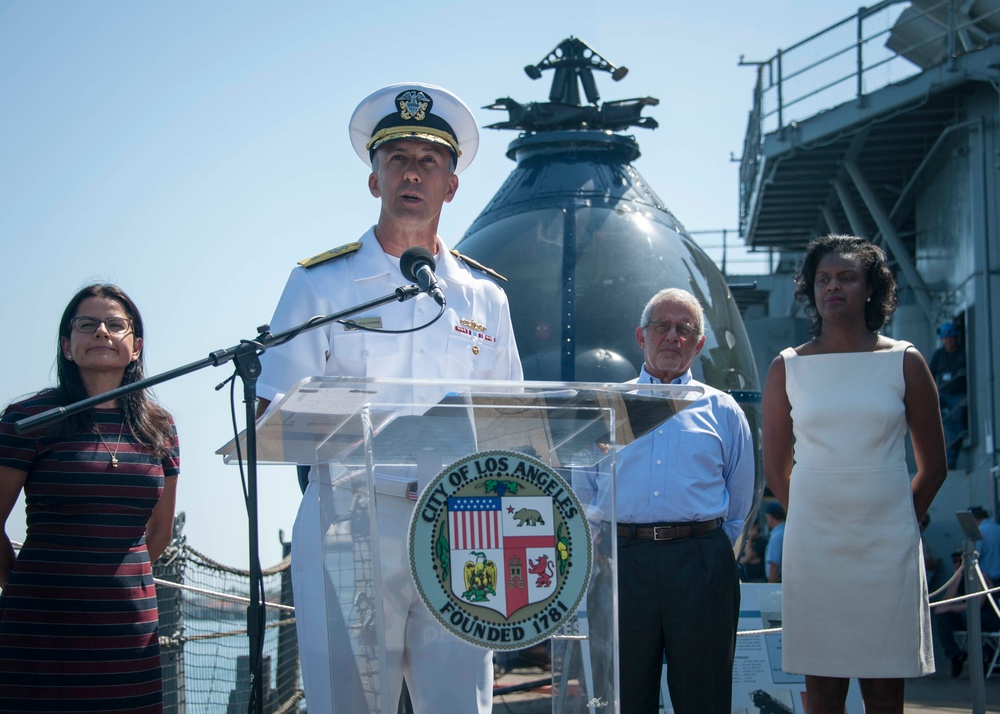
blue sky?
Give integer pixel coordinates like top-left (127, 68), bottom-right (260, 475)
top-left (0, 0), bottom-right (868, 568)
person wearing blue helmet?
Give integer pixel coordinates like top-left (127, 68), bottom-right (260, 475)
top-left (929, 321), bottom-right (967, 468)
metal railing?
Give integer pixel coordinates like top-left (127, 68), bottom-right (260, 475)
top-left (687, 228), bottom-right (777, 276)
top-left (738, 0), bottom-right (1000, 233)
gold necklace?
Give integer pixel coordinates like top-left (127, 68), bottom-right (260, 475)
top-left (95, 420), bottom-right (125, 467)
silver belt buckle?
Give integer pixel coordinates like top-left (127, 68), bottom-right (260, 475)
top-left (653, 526), bottom-right (677, 541)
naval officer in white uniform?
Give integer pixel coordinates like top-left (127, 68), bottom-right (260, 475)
top-left (256, 82), bottom-right (522, 714)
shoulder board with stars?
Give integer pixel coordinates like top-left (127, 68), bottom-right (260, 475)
top-left (450, 249), bottom-right (507, 282)
top-left (298, 242), bottom-right (362, 269)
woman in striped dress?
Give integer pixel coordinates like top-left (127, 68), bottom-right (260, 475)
top-left (0, 284), bottom-right (179, 713)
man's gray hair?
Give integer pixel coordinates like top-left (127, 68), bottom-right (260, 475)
top-left (639, 288), bottom-right (705, 337)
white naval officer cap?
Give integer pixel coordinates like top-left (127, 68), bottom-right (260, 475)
top-left (349, 82), bottom-right (479, 175)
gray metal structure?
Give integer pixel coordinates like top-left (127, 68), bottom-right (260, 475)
top-left (738, 0), bottom-right (1000, 593)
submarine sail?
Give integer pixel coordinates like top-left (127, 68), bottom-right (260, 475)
top-left (456, 37), bottom-right (759, 400)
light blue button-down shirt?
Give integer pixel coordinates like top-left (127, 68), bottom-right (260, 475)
top-left (577, 366), bottom-right (754, 546)
top-left (977, 518), bottom-right (1000, 581)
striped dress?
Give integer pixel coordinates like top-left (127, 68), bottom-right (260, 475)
top-left (0, 391), bottom-right (180, 713)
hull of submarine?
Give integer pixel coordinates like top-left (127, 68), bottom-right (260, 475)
top-left (456, 129), bottom-right (760, 403)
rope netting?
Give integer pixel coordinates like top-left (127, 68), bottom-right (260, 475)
top-left (152, 537), bottom-right (302, 714)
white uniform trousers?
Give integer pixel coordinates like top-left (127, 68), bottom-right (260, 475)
top-left (291, 478), bottom-right (493, 713)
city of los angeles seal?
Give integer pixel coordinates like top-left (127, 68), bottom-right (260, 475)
top-left (408, 449), bottom-right (592, 650)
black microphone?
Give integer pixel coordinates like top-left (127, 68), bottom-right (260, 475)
top-left (400, 247), bottom-right (446, 306)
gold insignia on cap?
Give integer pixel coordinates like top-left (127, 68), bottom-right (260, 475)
top-left (367, 127), bottom-right (461, 155)
top-left (298, 242), bottom-right (362, 268)
top-left (472, 345), bottom-right (480, 355)
top-left (364, 88), bottom-right (463, 157)
top-left (397, 90), bottom-right (430, 121)
top-left (350, 82), bottom-right (479, 175)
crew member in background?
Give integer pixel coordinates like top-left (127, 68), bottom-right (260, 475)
top-left (971, 505), bottom-right (1000, 583)
top-left (929, 322), bottom-right (967, 469)
top-left (933, 549), bottom-right (1000, 678)
top-left (764, 501), bottom-right (786, 583)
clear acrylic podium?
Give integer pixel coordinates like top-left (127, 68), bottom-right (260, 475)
top-left (238, 376), bottom-right (700, 713)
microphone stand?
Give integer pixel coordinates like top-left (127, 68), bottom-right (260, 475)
top-left (15, 284), bottom-right (424, 714)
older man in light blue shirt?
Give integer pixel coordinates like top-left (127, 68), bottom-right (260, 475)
top-left (614, 370), bottom-right (754, 546)
top-left (592, 287), bottom-right (754, 714)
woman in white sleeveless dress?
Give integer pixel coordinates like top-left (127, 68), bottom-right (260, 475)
top-left (762, 236), bottom-right (947, 714)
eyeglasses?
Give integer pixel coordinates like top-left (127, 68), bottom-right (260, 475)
top-left (645, 320), bottom-right (697, 339)
top-left (70, 316), bottom-right (133, 335)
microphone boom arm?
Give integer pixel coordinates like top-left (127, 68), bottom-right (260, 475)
top-left (14, 284), bottom-right (421, 433)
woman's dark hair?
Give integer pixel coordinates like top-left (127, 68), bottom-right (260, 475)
top-left (793, 235), bottom-right (898, 336)
top-left (57, 284), bottom-right (173, 457)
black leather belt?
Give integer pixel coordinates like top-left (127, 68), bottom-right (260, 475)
top-left (617, 518), bottom-right (722, 541)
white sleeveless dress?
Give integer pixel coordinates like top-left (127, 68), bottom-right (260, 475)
top-left (780, 341), bottom-right (934, 677)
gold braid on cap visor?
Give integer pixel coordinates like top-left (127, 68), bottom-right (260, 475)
top-left (367, 127), bottom-right (462, 157)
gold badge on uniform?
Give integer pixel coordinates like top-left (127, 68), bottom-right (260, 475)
top-left (455, 317), bottom-right (496, 356)
top-left (397, 90), bottom-right (431, 122)
top-left (455, 325), bottom-right (495, 342)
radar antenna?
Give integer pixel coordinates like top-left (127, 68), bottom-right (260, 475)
top-left (485, 37), bottom-right (658, 133)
